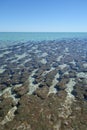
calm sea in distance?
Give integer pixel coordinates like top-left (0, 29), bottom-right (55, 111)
top-left (0, 32), bottom-right (87, 48)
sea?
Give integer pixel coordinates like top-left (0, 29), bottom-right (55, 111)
top-left (0, 32), bottom-right (87, 100)
top-left (0, 32), bottom-right (87, 129)
top-left (0, 32), bottom-right (87, 48)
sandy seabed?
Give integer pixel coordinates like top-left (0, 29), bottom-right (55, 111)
top-left (0, 38), bottom-right (87, 130)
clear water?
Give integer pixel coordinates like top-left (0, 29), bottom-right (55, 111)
top-left (0, 33), bottom-right (87, 128)
top-left (0, 32), bottom-right (87, 107)
top-left (0, 32), bottom-right (87, 48)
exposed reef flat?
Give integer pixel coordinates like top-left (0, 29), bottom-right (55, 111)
top-left (0, 38), bottom-right (87, 130)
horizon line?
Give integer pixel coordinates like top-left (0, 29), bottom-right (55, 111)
top-left (0, 31), bottom-right (87, 33)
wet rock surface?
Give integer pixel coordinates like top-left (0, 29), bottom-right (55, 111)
top-left (0, 39), bottom-right (87, 130)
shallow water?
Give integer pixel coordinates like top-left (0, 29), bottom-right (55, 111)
top-left (0, 33), bottom-right (87, 100)
top-left (0, 33), bottom-right (87, 128)
top-left (0, 32), bottom-right (87, 48)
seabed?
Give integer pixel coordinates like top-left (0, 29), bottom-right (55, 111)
top-left (0, 38), bottom-right (87, 130)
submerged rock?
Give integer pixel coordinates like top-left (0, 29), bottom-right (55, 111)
top-left (33, 86), bottom-right (49, 99)
top-left (0, 39), bottom-right (87, 130)
top-left (13, 85), bottom-right (29, 97)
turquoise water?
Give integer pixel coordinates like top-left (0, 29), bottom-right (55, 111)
top-left (0, 32), bottom-right (87, 41)
top-left (0, 32), bottom-right (87, 106)
top-left (0, 32), bottom-right (87, 48)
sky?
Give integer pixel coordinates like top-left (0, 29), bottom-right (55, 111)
top-left (0, 0), bottom-right (87, 32)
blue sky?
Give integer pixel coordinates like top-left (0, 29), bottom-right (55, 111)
top-left (0, 0), bottom-right (87, 32)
